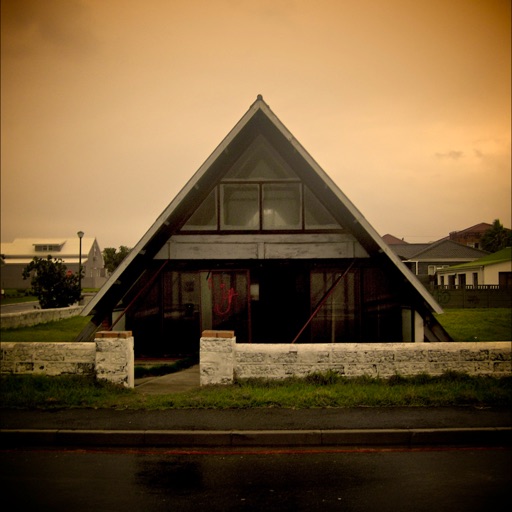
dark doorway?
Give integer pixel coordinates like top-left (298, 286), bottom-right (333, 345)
top-left (251, 265), bottom-right (309, 343)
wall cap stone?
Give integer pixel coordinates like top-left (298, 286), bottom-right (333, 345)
top-left (95, 331), bottom-right (133, 339)
top-left (202, 330), bottom-right (235, 338)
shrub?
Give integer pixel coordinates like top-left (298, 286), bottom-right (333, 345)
top-left (22, 256), bottom-right (81, 309)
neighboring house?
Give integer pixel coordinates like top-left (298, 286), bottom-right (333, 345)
top-left (0, 237), bottom-right (107, 289)
top-left (386, 239), bottom-right (489, 287)
top-left (79, 96), bottom-right (450, 357)
top-left (436, 247), bottom-right (512, 289)
top-left (447, 222), bottom-right (493, 249)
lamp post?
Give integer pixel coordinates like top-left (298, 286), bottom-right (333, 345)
top-left (77, 231), bottom-right (84, 303)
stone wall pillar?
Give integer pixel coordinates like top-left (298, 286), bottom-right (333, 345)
top-left (200, 330), bottom-right (235, 385)
top-left (94, 331), bottom-right (134, 388)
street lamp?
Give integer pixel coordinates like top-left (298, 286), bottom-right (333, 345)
top-left (77, 231), bottom-right (84, 303)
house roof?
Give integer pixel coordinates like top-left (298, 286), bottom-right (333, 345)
top-left (438, 247), bottom-right (511, 271)
top-left (382, 234), bottom-right (408, 245)
top-left (82, 96), bottom-right (443, 318)
top-left (449, 222), bottom-right (493, 237)
top-left (1, 237), bottom-right (97, 264)
top-left (389, 243), bottom-right (431, 259)
top-left (401, 240), bottom-right (488, 261)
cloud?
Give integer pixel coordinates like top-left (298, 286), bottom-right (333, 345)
top-left (1, 0), bottom-right (96, 58)
top-left (435, 150), bottom-right (464, 160)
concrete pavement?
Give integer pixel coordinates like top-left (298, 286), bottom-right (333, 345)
top-left (134, 364), bottom-right (201, 394)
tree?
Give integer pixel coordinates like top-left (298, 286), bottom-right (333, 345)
top-left (102, 246), bottom-right (131, 275)
top-left (22, 256), bottom-right (82, 309)
top-left (480, 219), bottom-right (512, 253)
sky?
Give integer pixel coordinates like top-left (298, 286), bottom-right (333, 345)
top-left (1, 0), bottom-right (510, 250)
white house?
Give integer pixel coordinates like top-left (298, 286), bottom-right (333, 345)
top-left (0, 237), bottom-right (107, 290)
top-left (436, 247), bottom-right (512, 289)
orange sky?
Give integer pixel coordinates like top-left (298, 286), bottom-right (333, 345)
top-left (1, 0), bottom-right (510, 248)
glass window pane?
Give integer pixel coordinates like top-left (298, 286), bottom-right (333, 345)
top-left (182, 189), bottom-right (217, 230)
top-left (304, 187), bottom-right (339, 229)
top-left (223, 135), bottom-right (298, 181)
top-left (221, 184), bottom-right (259, 230)
top-left (262, 184), bottom-right (301, 229)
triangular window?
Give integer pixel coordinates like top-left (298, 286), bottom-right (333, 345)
top-left (180, 135), bottom-right (342, 232)
top-left (304, 187), bottom-right (339, 229)
top-left (181, 189), bottom-right (217, 231)
top-left (222, 135), bottom-right (298, 181)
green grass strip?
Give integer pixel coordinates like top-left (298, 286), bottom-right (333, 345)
top-left (1, 371), bottom-right (510, 410)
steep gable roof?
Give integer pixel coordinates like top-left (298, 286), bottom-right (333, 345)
top-left (82, 96), bottom-right (443, 324)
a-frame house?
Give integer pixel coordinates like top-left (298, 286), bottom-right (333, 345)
top-left (79, 96), bottom-right (450, 356)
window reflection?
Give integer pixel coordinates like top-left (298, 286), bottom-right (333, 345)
top-left (262, 184), bottom-right (301, 229)
top-left (221, 184), bottom-right (259, 230)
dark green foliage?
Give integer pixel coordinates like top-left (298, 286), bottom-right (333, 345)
top-left (102, 246), bottom-right (131, 274)
top-left (22, 256), bottom-right (82, 309)
top-left (480, 219), bottom-right (512, 253)
top-left (304, 369), bottom-right (343, 385)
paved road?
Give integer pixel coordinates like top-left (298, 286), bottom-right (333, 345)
top-left (1, 446), bottom-right (510, 511)
top-left (0, 301), bottom-right (40, 314)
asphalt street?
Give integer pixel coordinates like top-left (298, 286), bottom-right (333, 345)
top-left (1, 445), bottom-right (510, 511)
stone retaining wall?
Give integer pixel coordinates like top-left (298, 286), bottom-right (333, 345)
top-left (0, 331), bottom-right (134, 387)
top-left (200, 333), bottom-right (511, 385)
top-left (0, 305), bottom-right (83, 329)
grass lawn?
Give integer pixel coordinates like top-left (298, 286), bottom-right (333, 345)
top-left (0, 315), bottom-right (91, 342)
top-left (1, 371), bottom-right (511, 410)
top-left (435, 308), bottom-right (511, 341)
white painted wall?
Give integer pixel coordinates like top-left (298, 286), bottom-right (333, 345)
top-left (200, 336), bottom-right (512, 385)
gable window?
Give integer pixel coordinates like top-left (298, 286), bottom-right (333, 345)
top-left (304, 187), bottom-right (338, 229)
top-left (181, 135), bottom-right (342, 233)
top-left (262, 183), bottom-right (301, 229)
top-left (221, 184), bottom-right (259, 230)
top-left (182, 189), bottom-right (217, 230)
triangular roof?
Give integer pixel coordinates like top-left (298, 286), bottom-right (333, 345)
top-left (440, 247), bottom-right (511, 271)
top-left (82, 96), bottom-right (443, 322)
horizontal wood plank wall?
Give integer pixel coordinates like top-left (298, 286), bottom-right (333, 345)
top-left (155, 234), bottom-right (369, 260)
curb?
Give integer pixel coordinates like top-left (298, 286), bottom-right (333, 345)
top-left (1, 427), bottom-right (511, 448)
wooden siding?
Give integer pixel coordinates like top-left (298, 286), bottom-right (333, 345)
top-left (154, 234), bottom-right (369, 260)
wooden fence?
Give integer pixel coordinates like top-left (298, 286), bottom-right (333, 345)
top-left (431, 286), bottom-right (511, 309)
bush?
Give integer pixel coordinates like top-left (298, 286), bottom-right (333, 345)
top-left (22, 256), bottom-right (81, 309)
